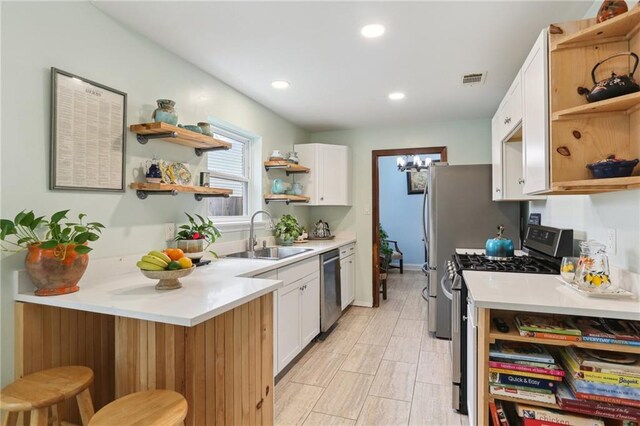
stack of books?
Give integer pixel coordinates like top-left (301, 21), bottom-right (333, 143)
top-left (489, 341), bottom-right (564, 404)
top-left (515, 315), bottom-right (582, 342)
top-left (513, 402), bottom-right (605, 426)
top-left (558, 346), bottom-right (640, 421)
top-left (570, 317), bottom-right (640, 347)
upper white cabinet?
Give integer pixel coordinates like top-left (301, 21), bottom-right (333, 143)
top-left (521, 29), bottom-right (550, 195)
top-left (491, 33), bottom-right (546, 201)
top-left (491, 115), bottom-right (504, 201)
top-left (294, 143), bottom-right (352, 206)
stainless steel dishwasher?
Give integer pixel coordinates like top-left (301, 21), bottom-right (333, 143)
top-left (320, 249), bottom-right (342, 333)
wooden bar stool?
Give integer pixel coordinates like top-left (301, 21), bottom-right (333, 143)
top-left (88, 390), bottom-right (187, 426)
top-left (1, 366), bottom-right (94, 426)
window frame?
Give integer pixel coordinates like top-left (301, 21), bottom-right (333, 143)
top-left (206, 118), bottom-right (263, 231)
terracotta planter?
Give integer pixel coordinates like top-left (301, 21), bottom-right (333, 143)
top-left (25, 244), bottom-right (89, 296)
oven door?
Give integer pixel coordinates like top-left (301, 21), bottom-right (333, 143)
top-left (450, 273), bottom-right (462, 411)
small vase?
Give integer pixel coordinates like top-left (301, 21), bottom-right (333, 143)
top-left (25, 244), bottom-right (89, 296)
top-left (176, 239), bottom-right (205, 262)
top-left (152, 99), bottom-right (178, 125)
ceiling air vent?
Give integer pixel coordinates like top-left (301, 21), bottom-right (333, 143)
top-left (461, 72), bottom-right (486, 86)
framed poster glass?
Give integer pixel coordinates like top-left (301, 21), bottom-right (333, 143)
top-left (50, 68), bottom-right (127, 192)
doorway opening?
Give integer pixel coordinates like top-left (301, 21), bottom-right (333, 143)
top-left (371, 147), bottom-right (447, 308)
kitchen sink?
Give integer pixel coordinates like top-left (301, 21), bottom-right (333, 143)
top-left (226, 246), bottom-right (314, 260)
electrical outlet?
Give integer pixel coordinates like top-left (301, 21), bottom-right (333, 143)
top-left (165, 223), bottom-right (176, 241)
top-left (606, 228), bottom-right (616, 255)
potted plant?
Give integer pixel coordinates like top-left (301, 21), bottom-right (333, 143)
top-left (0, 210), bottom-right (105, 296)
top-left (274, 214), bottom-right (302, 246)
top-left (175, 213), bottom-right (221, 261)
top-left (379, 223), bottom-right (393, 257)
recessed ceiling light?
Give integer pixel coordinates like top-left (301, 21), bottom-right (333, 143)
top-left (388, 92), bottom-right (405, 100)
top-left (271, 80), bottom-right (290, 89)
top-left (361, 24), bottom-right (385, 38)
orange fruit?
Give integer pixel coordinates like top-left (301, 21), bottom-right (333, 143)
top-left (178, 257), bottom-right (193, 269)
top-left (164, 248), bottom-right (185, 261)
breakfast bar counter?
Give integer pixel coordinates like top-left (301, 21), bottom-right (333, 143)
top-left (12, 236), bottom-right (356, 425)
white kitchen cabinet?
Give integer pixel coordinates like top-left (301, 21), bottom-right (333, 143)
top-left (300, 273), bottom-right (320, 346)
top-left (491, 114), bottom-right (504, 201)
top-left (522, 29), bottom-right (550, 195)
top-left (270, 256), bottom-right (321, 374)
top-left (491, 36), bottom-right (546, 201)
top-left (293, 143), bottom-right (352, 206)
top-left (339, 244), bottom-right (356, 310)
top-left (277, 280), bottom-right (302, 370)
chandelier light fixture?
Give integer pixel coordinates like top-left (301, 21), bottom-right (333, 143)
top-left (397, 155), bottom-right (431, 172)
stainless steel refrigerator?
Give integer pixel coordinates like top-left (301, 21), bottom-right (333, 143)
top-left (421, 163), bottom-right (520, 339)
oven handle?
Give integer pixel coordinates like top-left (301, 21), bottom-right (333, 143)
top-left (441, 274), bottom-right (453, 300)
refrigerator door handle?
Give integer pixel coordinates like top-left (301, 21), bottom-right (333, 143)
top-left (421, 179), bottom-right (429, 258)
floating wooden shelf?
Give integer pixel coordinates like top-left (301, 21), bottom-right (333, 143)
top-left (548, 176), bottom-right (640, 194)
top-left (489, 313), bottom-right (640, 355)
top-left (130, 122), bottom-right (231, 156)
top-left (552, 7), bottom-right (640, 50)
top-left (263, 194), bottom-right (310, 205)
top-left (130, 182), bottom-right (232, 201)
top-left (553, 92), bottom-right (640, 120)
top-left (264, 161), bottom-right (310, 175)
top-left (489, 395), bottom-right (559, 411)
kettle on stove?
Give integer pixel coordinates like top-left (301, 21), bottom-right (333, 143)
top-left (485, 225), bottom-right (514, 260)
top-left (312, 220), bottom-right (331, 239)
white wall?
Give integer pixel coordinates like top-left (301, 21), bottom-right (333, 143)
top-left (309, 119), bottom-right (492, 305)
top-left (0, 1), bottom-right (310, 385)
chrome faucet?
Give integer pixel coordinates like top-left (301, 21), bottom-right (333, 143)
top-left (249, 210), bottom-right (274, 252)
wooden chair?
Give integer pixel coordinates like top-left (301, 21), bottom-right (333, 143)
top-left (0, 366), bottom-right (94, 426)
top-left (385, 239), bottom-right (404, 274)
top-left (379, 252), bottom-right (392, 300)
top-left (88, 390), bottom-right (187, 426)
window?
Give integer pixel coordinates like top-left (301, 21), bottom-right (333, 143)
top-left (207, 126), bottom-right (252, 219)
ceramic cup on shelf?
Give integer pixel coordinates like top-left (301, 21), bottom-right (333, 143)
top-left (270, 150), bottom-right (283, 160)
top-left (272, 178), bottom-right (285, 194)
top-left (152, 99), bottom-right (178, 125)
top-left (197, 122), bottom-right (213, 136)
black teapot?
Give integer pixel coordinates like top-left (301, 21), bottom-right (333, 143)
top-left (578, 52), bottom-right (640, 103)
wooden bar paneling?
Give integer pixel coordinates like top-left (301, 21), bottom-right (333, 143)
top-left (14, 303), bottom-right (115, 426)
top-left (15, 292), bottom-right (274, 426)
top-left (113, 293), bottom-right (274, 425)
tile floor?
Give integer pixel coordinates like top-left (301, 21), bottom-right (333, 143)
top-left (274, 271), bottom-right (469, 426)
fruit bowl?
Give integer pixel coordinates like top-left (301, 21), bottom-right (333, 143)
top-left (140, 266), bottom-right (195, 290)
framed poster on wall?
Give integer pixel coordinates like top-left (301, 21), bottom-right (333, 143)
top-left (50, 68), bottom-right (127, 192)
top-left (406, 171), bottom-right (427, 195)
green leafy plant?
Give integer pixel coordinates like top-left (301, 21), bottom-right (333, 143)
top-left (0, 210), bottom-right (105, 260)
top-left (175, 213), bottom-right (221, 256)
top-left (378, 223), bottom-right (393, 257)
top-left (274, 214), bottom-right (302, 242)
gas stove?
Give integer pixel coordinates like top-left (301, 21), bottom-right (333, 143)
top-left (453, 224), bottom-right (574, 275)
top-left (454, 253), bottom-right (559, 274)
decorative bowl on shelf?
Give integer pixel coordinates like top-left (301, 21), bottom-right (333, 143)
top-left (586, 157), bottom-right (639, 179)
top-left (178, 124), bottom-right (203, 134)
top-left (140, 266), bottom-right (195, 290)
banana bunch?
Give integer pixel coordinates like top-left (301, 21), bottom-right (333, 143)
top-left (137, 251), bottom-right (172, 271)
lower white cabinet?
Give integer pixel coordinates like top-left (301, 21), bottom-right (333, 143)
top-left (340, 255), bottom-right (355, 310)
top-left (300, 273), bottom-right (320, 346)
top-left (277, 280), bottom-right (303, 370)
top-left (277, 272), bottom-right (320, 373)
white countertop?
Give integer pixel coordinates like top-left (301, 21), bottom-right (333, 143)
top-left (464, 270), bottom-right (640, 321)
top-left (14, 236), bottom-right (356, 326)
